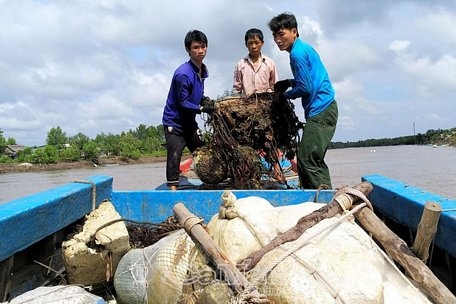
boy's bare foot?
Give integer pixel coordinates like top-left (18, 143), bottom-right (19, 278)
top-left (273, 172), bottom-right (286, 184)
top-left (169, 185), bottom-right (177, 191)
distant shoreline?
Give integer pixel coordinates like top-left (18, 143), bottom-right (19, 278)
top-left (0, 156), bottom-right (168, 174)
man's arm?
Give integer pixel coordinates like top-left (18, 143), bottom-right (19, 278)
top-left (232, 62), bottom-right (243, 94)
top-left (175, 74), bottom-right (201, 112)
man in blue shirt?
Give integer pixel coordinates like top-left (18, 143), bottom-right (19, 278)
top-left (162, 30), bottom-right (214, 190)
top-left (268, 13), bottom-right (338, 189)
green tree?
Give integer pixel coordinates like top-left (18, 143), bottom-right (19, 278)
top-left (46, 127), bottom-right (67, 148)
top-left (120, 142), bottom-right (141, 159)
top-left (94, 133), bottom-right (121, 156)
top-left (59, 146), bottom-right (81, 162)
top-left (138, 125), bottom-right (165, 154)
top-left (0, 129), bottom-right (6, 153)
top-left (6, 138), bottom-right (16, 145)
top-left (132, 124), bottom-right (149, 141)
top-left (16, 147), bottom-right (33, 162)
top-left (30, 146), bottom-right (58, 164)
top-left (68, 133), bottom-right (90, 151)
top-left (82, 140), bottom-right (100, 162)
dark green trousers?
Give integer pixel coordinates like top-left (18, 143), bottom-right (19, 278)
top-left (297, 100), bottom-right (338, 189)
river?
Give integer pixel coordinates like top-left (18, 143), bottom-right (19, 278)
top-left (1, 145), bottom-right (455, 203)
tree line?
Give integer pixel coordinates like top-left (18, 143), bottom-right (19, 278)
top-left (330, 128), bottom-right (456, 149)
top-left (0, 124), bottom-right (166, 164)
top-left (1, 125), bottom-right (455, 165)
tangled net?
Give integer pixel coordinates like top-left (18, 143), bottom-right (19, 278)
top-left (126, 216), bottom-right (181, 248)
top-left (195, 92), bottom-right (301, 189)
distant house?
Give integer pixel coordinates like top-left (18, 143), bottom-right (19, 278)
top-left (4, 145), bottom-right (26, 158)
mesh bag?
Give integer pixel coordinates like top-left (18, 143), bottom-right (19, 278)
top-left (8, 285), bottom-right (105, 304)
top-left (114, 229), bottom-right (195, 304)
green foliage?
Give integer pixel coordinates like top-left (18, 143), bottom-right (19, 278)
top-left (118, 133), bottom-right (142, 159)
top-left (329, 128), bottom-right (456, 149)
top-left (59, 146), bottom-right (81, 162)
top-left (0, 129), bottom-right (6, 152)
top-left (2, 124), bottom-right (454, 164)
top-left (95, 133), bottom-right (122, 156)
top-left (68, 133), bottom-right (90, 150)
top-left (16, 147), bottom-right (33, 162)
top-left (120, 142), bottom-right (141, 159)
top-left (82, 141), bottom-right (100, 162)
top-left (422, 128), bottom-right (456, 145)
top-left (0, 155), bottom-right (15, 164)
top-left (46, 127), bottom-right (67, 148)
top-left (29, 146), bottom-right (58, 164)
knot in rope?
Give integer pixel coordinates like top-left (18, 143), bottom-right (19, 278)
top-left (182, 215), bottom-right (204, 231)
top-left (219, 190), bottom-right (238, 219)
top-left (334, 186), bottom-right (373, 211)
top-left (237, 286), bottom-right (270, 303)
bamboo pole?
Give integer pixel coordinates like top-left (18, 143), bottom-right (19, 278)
top-left (412, 201), bottom-right (442, 263)
top-left (0, 256), bottom-right (13, 302)
top-left (238, 182), bottom-right (373, 272)
top-left (354, 205), bottom-right (455, 304)
top-left (173, 203), bottom-right (268, 302)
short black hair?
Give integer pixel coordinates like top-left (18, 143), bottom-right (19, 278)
top-left (268, 12), bottom-right (299, 37)
top-left (244, 28), bottom-right (264, 43)
top-left (184, 30), bottom-right (208, 50)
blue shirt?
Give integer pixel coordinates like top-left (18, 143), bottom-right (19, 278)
top-left (162, 60), bottom-right (208, 133)
top-left (284, 38), bottom-right (335, 119)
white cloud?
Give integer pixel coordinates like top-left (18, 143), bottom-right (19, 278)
top-left (389, 40), bottom-right (410, 53)
top-left (0, 0), bottom-right (455, 145)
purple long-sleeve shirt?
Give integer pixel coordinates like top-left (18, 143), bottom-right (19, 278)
top-left (162, 60), bottom-right (208, 133)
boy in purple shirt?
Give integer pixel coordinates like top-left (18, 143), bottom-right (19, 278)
top-left (162, 30), bottom-right (213, 190)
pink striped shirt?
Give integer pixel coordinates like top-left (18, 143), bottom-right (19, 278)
top-left (233, 54), bottom-right (278, 96)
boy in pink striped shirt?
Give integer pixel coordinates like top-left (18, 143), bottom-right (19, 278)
top-left (233, 28), bottom-right (278, 96)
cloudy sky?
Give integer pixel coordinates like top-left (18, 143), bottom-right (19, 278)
top-left (1, 0), bottom-right (455, 147)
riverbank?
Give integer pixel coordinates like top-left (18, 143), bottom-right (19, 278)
top-left (0, 156), bottom-right (167, 174)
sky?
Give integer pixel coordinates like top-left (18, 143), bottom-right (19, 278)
top-left (0, 0), bottom-right (455, 147)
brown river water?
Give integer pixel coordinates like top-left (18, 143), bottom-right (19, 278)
top-left (1, 145), bottom-right (455, 203)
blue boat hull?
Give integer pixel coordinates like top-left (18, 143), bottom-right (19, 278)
top-left (0, 174), bottom-right (455, 300)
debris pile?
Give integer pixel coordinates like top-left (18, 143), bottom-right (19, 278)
top-left (5, 192), bottom-right (441, 304)
top-left (194, 92), bottom-right (301, 189)
top-left (61, 200), bottom-right (130, 285)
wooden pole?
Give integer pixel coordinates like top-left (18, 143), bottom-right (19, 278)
top-left (412, 201), bottom-right (442, 263)
top-left (238, 182), bottom-right (373, 272)
top-left (354, 206), bottom-right (455, 304)
top-left (173, 203), bottom-right (268, 302)
top-left (0, 256), bottom-right (13, 302)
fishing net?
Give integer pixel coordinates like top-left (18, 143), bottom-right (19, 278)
top-left (195, 92), bottom-right (301, 189)
top-left (114, 229), bottom-right (197, 304)
top-left (126, 216), bottom-right (181, 248)
top-left (8, 285), bottom-right (106, 304)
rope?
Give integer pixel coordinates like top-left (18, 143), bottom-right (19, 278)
top-left (334, 186), bottom-right (373, 211)
top-left (314, 184), bottom-right (329, 203)
top-left (91, 218), bottom-right (181, 240)
top-left (250, 203), bottom-right (367, 302)
top-left (236, 291), bottom-right (270, 303)
top-left (442, 208), bottom-right (456, 212)
top-left (73, 179), bottom-right (97, 210)
top-left (182, 215), bottom-right (204, 231)
top-left (283, 252), bottom-right (347, 303)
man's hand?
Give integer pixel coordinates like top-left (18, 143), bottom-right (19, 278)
top-left (274, 79), bottom-right (292, 93)
top-left (200, 105), bottom-right (214, 114)
top-left (200, 96), bottom-right (215, 107)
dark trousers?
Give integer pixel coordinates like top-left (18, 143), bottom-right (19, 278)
top-left (297, 100), bottom-right (338, 189)
top-left (164, 126), bottom-right (204, 187)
